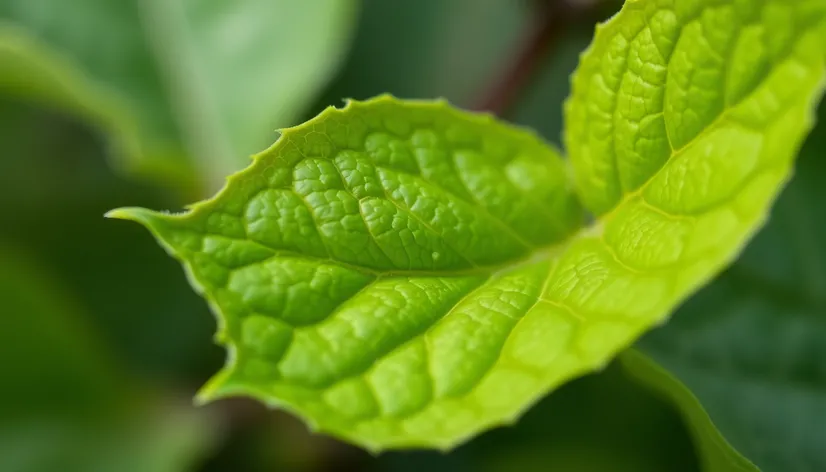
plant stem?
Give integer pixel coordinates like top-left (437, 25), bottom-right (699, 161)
top-left (475, 0), bottom-right (602, 117)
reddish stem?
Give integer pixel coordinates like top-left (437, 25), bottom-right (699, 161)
top-left (475, 0), bottom-right (601, 116)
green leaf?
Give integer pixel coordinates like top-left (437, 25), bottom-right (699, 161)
top-left (111, 0), bottom-right (826, 438)
top-left (109, 96), bottom-right (587, 451)
top-left (639, 107), bottom-right (826, 472)
top-left (620, 350), bottom-right (758, 472)
top-left (568, 0), bottom-right (826, 465)
top-left (565, 0), bottom-right (826, 217)
top-left (109, 0), bottom-right (826, 453)
top-left (0, 0), bottom-right (357, 189)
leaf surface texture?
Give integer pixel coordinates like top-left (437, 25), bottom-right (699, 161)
top-left (112, 0), bottom-right (826, 451)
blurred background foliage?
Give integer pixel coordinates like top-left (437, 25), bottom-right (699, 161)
top-left (0, 0), bottom-right (823, 471)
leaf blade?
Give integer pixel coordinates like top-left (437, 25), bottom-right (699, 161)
top-left (112, 0), bottom-right (826, 451)
top-left (639, 111), bottom-right (826, 471)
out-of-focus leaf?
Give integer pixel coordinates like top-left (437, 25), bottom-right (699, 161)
top-left (0, 96), bottom-right (219, 471)
top-left (0, 96), bottom-right (216, 380)
top-left (0, 244), bottom-right (216, 472)
top-left (318, 0), bottom-right (527, 107)
top-left (0, 246), bottom-right (123, 416)
top-left (620, 351), bottom-right (757, 472)
top-left (0, 0), bottom-right (358, 190)
top-left (640, 103), bottom-right (826, 472)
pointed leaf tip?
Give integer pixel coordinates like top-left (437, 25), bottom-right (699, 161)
top-left (104, 207), bottom-right (162, 226)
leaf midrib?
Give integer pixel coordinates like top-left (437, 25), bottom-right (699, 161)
top-left (188, 99), bottom-right (776, 282)
top-left (197, 231), bottom-right (578, 280)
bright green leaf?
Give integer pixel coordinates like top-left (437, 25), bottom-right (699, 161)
top-left (565, 0), bottom-right (825, 217)
top-left (0, 0), bottom-right (358, 190)
top-left (110, 0), bottom-right (826, 452)
top-left (108, 96), bottom-right (587, 451)
top-left (639, 108), bottom-right (826, 472)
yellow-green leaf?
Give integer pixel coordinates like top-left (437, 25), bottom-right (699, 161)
top-left (109, 0), bottom-right (826, 452)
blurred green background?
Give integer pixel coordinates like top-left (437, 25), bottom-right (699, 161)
top-left (1, 1), bottom-right (824, 471)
